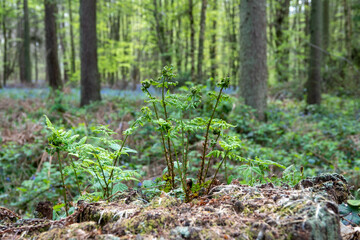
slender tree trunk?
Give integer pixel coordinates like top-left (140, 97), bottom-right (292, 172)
top-left (169, 0), bottom-right (174, 65)
top-left (209, 0), bottom-right (217, 82)
top-left (45, 0), bottom-right (63, 90)
top-left (292, 0), bottom-right (301, 80)
top-left (268, 0), bottom-right (274, 47)
top-left (109, 6), bottom-right (120, 86)
top-left (229, 1), bottom-right (238, 80)
top-left (225, 0), bottom-right (238, 80)
top-left (185, 28), bottom-right (189, 72)
top-left (188, 0), bottom-right (195, 80)
top-left (322, 0), bottom-right (330, 86)
top-left (2, 0), bottom-right (7, 87)
top-left (17, 0), bottom-right (26, 83)
top-left (306, 0), bottom-right (323, 106)
top-left (59, 4), bottom-right (69, 83)
top-left (197, 0), bottom-right (207, 81)
top-left (33, 13), bottom-right (39, 83)
top-left (175, 17), bottom-right (182, 72)
top-left (153, 0), bottom-right (171, 67)
top-left (323, 0), bottom-right (330, 51)
top-left (121, 14), bottom-right (131, 80)
top-left (240, 0), bottom-right (268, 121)
top-left (80, 0), bottom-right (101, 106)
top-left (35, 42), bottom-right (39, 83)
top-left (304, 0), bottom-right (310, 36)
top-left (23, 0), bottom-right (31, 83)
top-left (274, 0), bottom-right (290, 82)
top-left (343, 0), bottom-right (352, 59)
top-left (68, 0), bottom-right (76, 74)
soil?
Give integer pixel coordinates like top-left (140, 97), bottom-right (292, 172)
top-left (1, 173), bottom-right (359, 240)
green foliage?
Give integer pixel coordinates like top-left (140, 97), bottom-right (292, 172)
top-left (139, 66), bottom-right (283, 201)
top-left (1, 74), bottom-right (359, 216)
top-left (339, 200), bottom-right (360, 226)
top-left (44, 115), bottom-right (140, 206)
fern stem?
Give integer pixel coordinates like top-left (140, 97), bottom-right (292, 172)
top-left (108, 117), bottom-right (140, 192)
top-left (203, 133), bottom-right (221, 181)
top-left (69, 157), bottom-right (82, 195)
top-left (161, 77), bottom-right (175, 188)
top-left (95, 154), bottom-right (109, 198)
top-left (180, 120), bottom-right (186, 175)
top-left (145, 89), bottom-right (173, 189)
top-left (171, 138), bottom-right (188, 201)
top-left (207, 151), bottom-right (228, 194)
top-left (198, 86), bottom-right (224, 185)
top-left (57, 150), bottom-right (69, 216)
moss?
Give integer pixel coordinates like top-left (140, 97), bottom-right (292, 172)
top-left (37, 221), bottom-right (98, 240)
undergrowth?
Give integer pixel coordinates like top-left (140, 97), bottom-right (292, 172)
top-left (0, 67), bottom-right (359, 216)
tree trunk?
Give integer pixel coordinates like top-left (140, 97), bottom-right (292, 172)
top-left (239, 0), bottom-right (268, 121)
top-left (2, 0), bottom-right (7, 87)
top-left (44, 0), bottom-right (63, 90)
top-left (153, 0), bottom-right (171, 67)
top-left (304, 0), bottom-right (310, 36)
top-left (197, 0), bottom-right (207, 81)
top-left (343, 0), bottom-right (352, 59)
top-left (175, 17), bottom-right (182, 73)
top-left (227, 1), bottom-right (238, 81)
top-left (17, 0), bottom-right (26, 83)
top-left (80, 0), bottom-right (101, 106)
top-left (184, 28), bottom-right (189, 72)
top-left (209, 0), bottom-right (217, 82)
top-left (68, 0), bottom-right (76, 74)
top-left (306, 0), bottom-right (323, 106)
top-left (33, 12), bottom-right (40, 83)
top-left (322, 0), bottom-right (330, 51)
top-left (59, 4), bottom-right (69, 83)
top-left (188, 0), bottom-right (195, 81)
top-left (23, 0), bottom-right (31, 83)
top-left (274, 0), bottom-right (290, 82)
top-left (109, 6), bottom-right (120, 86)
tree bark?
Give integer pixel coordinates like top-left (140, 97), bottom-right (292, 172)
top-left (17, 0), bottom-right (25, 83)
top-left (23, 0), bottom-right (31, 83)
top-left (80, 0), bottom-right (101, 106)
top-left (343, 0), bottom-right (352, 59)
top-left (68, 0), bottom-right (76, 74)
top-left (239, 0), bottom-right (268, 121)
top-left (322, 0), bottom-right (330, 51)
top-left (58, 4), bottom-right (69, 83)
top-left (304, 0), bottom-right (310, 36)
top-left (274, 0), bottom-right (290, 82)
top-left (197, 0), bottom-right (207, 81)
top-left (153, 0), bottom-right (171, 67)
top-left (175, 17), bottom-right (182, 73)
top-left (227, 0), bottom-right (238, 81)
top-left (306, 0), bottom-right (323, 106)
top-left (188, 0), bottom-right (195, 81)
top-left (2, 0), bottom-right (7, 87)
top-left (44, 0), bottom-right (63, 90)
top-left (209, 0), bottom-right (217, 82)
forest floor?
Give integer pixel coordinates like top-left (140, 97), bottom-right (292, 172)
top-left (1, 87), bottom-right (360, 239)
top-left (1, 173), bottom-right (359, 240)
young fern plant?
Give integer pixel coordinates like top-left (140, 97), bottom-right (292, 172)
top-left (140, 66), bottom-right (235, 201)
top-left (197, 76), bottom-right (230, 185)
top-left (45, 115), bottom-right (81, 216)
top-left (44, 116), bottom-right (141, 202)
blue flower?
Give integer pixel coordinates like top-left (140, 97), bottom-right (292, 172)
top-left (5, 177), bottom-right (10, 182)
top-left (137, 182), bottom-right (142, 187)
top-left (31, 175), bottom-right (36, 180)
